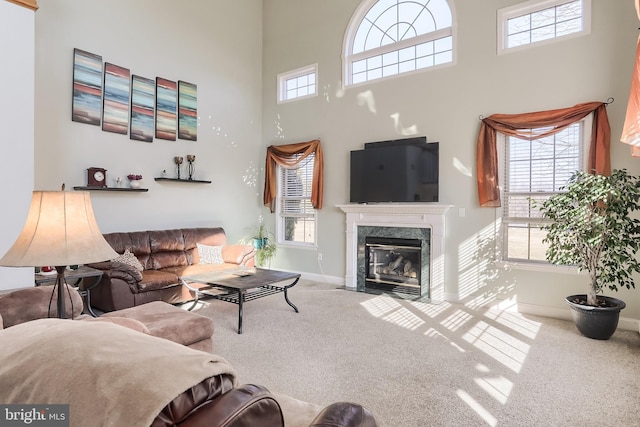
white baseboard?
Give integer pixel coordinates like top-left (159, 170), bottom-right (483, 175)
top-left (503, 301), bottom-right (639, 332)
top-left (296, 271), bottom-right (344, 286)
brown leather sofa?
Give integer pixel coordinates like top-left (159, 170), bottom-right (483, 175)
top-left (88, 227), bottom-right (256, 312)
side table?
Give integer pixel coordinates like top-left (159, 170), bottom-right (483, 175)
top-left (34, 265), bottom-right (103, 317)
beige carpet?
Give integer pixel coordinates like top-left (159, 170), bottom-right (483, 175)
top-left (191, 280), bottom-right (640, 427)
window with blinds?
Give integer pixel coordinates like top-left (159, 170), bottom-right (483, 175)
top-left (276, 153), bottom-right (316, 245)
top-left (502, 122), bottom-right (583, 262)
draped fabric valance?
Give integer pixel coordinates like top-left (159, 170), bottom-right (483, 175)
top-left (476, 102), bottom-right (611, 208)
top-left (620, 0), bottom-right (640, 156)
top-left (263, 139), bottom-right (324, 213)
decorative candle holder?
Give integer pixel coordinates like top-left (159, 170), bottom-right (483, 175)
top-left (186, 155), bottom-right (196, 180)
top-left (174, 156), bottom-right (184, 179)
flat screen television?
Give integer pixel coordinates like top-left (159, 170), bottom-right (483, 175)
top-left (350, 137), bottom-right (438, 203)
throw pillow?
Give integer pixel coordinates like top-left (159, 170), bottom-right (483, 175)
top-left (197, 243), bottom-right (224, 265)
top-left (112, 248), bottom-right (144, 271)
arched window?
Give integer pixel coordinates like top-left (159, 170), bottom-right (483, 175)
top-left (343, 0), bottom-right (454, 86)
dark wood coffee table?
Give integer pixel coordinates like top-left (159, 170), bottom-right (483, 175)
top-left (180, 267), bottom-right (300, 334)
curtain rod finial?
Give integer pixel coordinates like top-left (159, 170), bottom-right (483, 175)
top-left (605, 97), bottom-right (614, 105)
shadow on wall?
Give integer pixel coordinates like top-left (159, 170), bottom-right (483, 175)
top-left (456, 218), bottom-right (516, 309)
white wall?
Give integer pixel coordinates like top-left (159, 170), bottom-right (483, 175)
top-left (261, 0), bottom-right (640, 322)
top-left (34, 0), bottom-right (264, 244)
top-left (0, 0), bottom-right (35, 291)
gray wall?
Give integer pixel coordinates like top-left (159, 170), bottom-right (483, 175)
top-left (34, 0), bottom-right (264, 244)
top-left (261, 0), bottom-right (640, 322)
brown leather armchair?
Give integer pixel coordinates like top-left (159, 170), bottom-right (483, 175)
top-left (153, 376), bottom-right (378, 427)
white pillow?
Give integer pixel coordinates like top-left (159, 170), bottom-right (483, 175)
top-left (112, 248), bottom-right (144, 271)
top-left (197, 243), bottom-right (224, 265)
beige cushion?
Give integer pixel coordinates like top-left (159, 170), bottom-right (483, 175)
top-left (113, 248), bottom-right (144, 271)
top-left (197, 243), bottom-right (224, 265)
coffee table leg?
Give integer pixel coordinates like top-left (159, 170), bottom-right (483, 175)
top-left (237, 289), bottom-right (243, 334)
top-left (180, 279), bottom-right (199, 311)
top-left (283, 277), bottom-right (300, 313)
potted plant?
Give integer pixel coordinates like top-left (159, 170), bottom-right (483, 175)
top-left (535, 169), bottom-right (640, 339)
top-left (252, 224), bottom-right (277, 267)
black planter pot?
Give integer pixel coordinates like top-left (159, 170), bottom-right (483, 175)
top-left (565, 294), bottom-right (626, 340)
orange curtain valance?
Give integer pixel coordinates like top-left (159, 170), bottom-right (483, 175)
top-left (476, 102), bottom-right (611, 208)
top-left (620, 0), bottom-right (640, 156)
top-left (263, 139), bottom-right (324, 213)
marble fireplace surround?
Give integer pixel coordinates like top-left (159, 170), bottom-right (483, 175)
top-left (337, 203), bottom-right (451, 301)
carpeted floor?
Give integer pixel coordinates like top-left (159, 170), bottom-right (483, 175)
top-left (190, 280), bottom-right (640, 427)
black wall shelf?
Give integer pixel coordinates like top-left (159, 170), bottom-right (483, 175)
top-left (154, 177), bottom-right (212, 184)
top-left (73, 186), bottom-right (149, 192)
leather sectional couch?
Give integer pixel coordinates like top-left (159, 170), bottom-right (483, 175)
top-left (88, 227), bottom-right (256, 312)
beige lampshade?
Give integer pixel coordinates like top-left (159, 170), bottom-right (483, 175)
top-left (0, 191), bottom-right (118, 267)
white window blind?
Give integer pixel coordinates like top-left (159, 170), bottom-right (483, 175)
top-left (277, 153), bottom-right (316, 245)
top-left (503, 122), bottom-right (583, 262)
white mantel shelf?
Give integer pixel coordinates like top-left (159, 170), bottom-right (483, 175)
top-left (337, 203), bottom-right (452, 302)
top-left (337, 203), bottom-right (451, 215)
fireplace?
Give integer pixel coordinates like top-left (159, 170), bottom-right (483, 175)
top-left (365, 236), bottom-right (422, 295)
top-left (338, 203), bottom-right (451, 301)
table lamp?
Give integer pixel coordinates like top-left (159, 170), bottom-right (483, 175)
top-left (0, 190), bottom-right (118, 318)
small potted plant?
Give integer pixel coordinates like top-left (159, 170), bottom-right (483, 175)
top-left (252, 224), bottom-right (277, 267)
top-left (535, 169), bottom-right (640, 339)
top-left (127, 174), bottom-right (143, 189)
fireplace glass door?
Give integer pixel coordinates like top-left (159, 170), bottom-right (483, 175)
top-left (365, 237), bottom-right (421, 295)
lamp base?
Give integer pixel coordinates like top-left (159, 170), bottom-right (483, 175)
top-left (52, 265), bottom-right (69, 319)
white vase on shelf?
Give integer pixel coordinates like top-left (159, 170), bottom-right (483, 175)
top-left (129, 180), bottom-right (141, 189)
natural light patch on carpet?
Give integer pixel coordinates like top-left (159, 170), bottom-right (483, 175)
top-left (410, 300), bottom-right (451, 318)
top-left (360, 295), bottom-right (401, 317)
top-left (456, 389), bottom-right (497, 427)
top-left (462, 321), bottom-right (530, 373)
top-left (440, 309), bottom-right (473, 332)
top-left (474, 375), bottom-right (513, 405)
top-left (483, 310), bottom-right (541, 340)
top-left (360, 295), bottom-right (424, 330)
top-left (381, 307), bottom-right (425, 330)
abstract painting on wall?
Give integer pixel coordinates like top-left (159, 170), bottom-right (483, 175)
top-left (102, 63), bottom-right (130, 134)
top-left (155, 77), bottom-right (177, 141)
top-left (72, 48), bottom-right (103, 126)
top-left (178, 81), bottom-right (197, 141)
top-left (130, 75), bottom-right (155, 142)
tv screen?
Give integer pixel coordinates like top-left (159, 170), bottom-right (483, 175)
top-left (350, 137), bottom-right (438, 203)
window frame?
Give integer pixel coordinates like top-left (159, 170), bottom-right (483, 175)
top-left (342, 0), bottom-right (456, 88)
top-left (497, 114), bottom-right (592, 267)
top-left (275, 157), bottom-right (318, 248)
top-left (497, 0), bottom-right (591, 55)
top-left (277, 63), bottom-right (318, 104)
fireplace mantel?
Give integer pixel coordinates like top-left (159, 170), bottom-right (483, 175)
top-left (337, 203), bottom-right (452, 301)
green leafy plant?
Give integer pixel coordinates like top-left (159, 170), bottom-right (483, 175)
top-left (252, 224), bottom-right (277, 267)
top-left (535, 169), bottom-right (640, 306)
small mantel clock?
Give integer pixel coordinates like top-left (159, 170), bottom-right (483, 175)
top-left (87, 167), bottom-right (107, 187)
